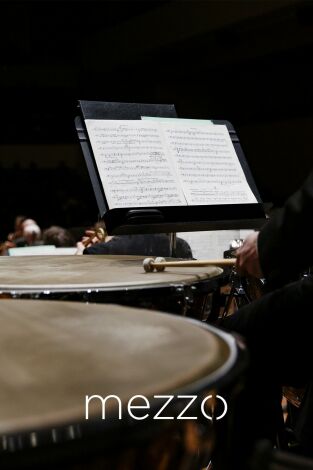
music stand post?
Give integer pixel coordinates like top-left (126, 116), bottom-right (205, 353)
top-left (169, 233), bottom-right (177, 258)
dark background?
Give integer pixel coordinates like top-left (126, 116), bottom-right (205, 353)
top-left (0, 0), bottom-right (312, 239)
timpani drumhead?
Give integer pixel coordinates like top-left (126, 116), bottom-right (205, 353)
top-left (0, 255), bottom-right (223, 293)
top-left (0, 300), bottom-right (235, 436)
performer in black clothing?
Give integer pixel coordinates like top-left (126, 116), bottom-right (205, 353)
top-left (223, 170), bottom-right (313, 466)
top-left (83, 233), bottom-right (193, 259)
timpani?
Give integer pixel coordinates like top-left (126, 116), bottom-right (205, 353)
top-left (0, 255), bottom-right (225, 320)
top-left (0, 299), bottom-right (245, 469)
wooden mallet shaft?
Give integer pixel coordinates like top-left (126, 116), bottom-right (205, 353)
top-left (143, 257), bottom-right (236, 272)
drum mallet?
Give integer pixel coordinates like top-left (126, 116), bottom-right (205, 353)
top-left (143, 257), bottom-right (236, 272)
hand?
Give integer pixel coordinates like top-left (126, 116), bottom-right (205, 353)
top-left (0, 240), bottom-right (15, 255)
top-left (76, 228), bottom-right (110, 255)
top-left (236, 232), bottom-right (263, 278)
top-left (82, 230), bottom-right (100, 247)
top-left (75, 241), bottom-right (85, 255)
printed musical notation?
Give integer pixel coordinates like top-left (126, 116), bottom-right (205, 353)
top-left (85, 119), bottom-right (257, 209)
top-left (162, 123), bottom-right (257, 205)
top-left (85, 120), bottom-right (187, 209)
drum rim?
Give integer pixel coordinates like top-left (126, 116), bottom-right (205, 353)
top-left (0, 272), bottom-right (224, 294)
top-left (179, 316), bottom-right (238, 392)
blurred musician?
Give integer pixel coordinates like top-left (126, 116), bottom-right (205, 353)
top-left (223, 170), bottom-right (313, 466)
top-left (21, 219), bottom-right (42, 246)
top-left (7, 215), bottom-right (27, 242)
top-left (1, 216), bottom-right (41, 255)
top-left (76, 222), bottom-right (193, 258)
top-left (43, 226), bottom-right (75, 247)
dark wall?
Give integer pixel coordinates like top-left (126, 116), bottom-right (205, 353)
top-left (0, 0), bottom-right (312, 238)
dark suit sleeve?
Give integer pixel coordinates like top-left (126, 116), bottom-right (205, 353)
top-left (222, 276), bottom-right (313, 383)
top-left (258, 171), bottom-right (313, 286)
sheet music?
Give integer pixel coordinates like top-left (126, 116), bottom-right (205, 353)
top-left (85, 118), bottom-right (257, 209)
top-left (85, 120), bottom-right (187, 209)
top-left (160, 122), bottom-right (257, 205)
